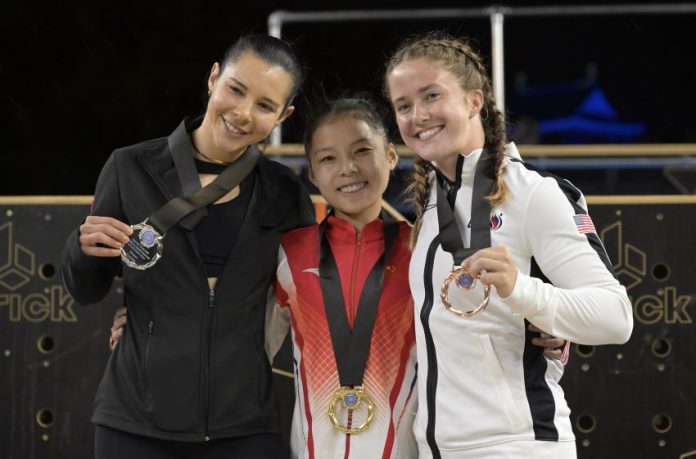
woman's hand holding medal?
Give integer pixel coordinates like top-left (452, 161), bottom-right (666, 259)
top-left (459, 246), bottom-right (519, 299)
top-left (79, 216), bottom-right (133, 257)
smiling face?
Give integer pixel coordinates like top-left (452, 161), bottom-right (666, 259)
top-left (387, 57), bottom-right (484, 178)
top-left (195, 51), bottom-right (295, 162)
top-left (308, 115), bottom-right (398, 229)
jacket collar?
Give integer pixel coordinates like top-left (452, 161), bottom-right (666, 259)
top-left (137, 117), bottom-right (200, 202)
top-left (325, 214), bottom-right (385, 244)
top-left (138, 117), bottom-right (297, 231)
top-left (168, 117), bottom-right (203, 197)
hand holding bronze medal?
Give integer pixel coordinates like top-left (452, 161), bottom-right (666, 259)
top-left (435, 151), bottom-right (495, 318)
top-left (319, 212), bottom-right (398, 435)
top-left (440, 266), bottom-right (491, 317)
top-left (120, 146), bottom-right (260, 270)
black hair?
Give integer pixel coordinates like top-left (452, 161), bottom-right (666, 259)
top-left (302, 94), bottom-right (391, 159)
top-left (221, 34), bottom-right (304, 107)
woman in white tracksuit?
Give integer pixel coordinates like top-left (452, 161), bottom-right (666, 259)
top-left (384, 33), bottom-right (633, 458)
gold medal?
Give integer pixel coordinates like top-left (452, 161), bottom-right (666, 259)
top-left (440, 266), bottom-right (491, 317)
top-left (328, 386), bottom-right (375, 434)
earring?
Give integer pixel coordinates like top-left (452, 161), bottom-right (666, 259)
top-left (207, 89), bottom-right (212, 97)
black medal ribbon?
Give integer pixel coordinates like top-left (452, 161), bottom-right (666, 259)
top-left (148, 145), bottom-right (260, 234)
top-left (122, 122), bottom-right (261, 270)
top-left (318, 212), bottom-right (399, 387)
top-left (436, 150), bottom-right (496, 265)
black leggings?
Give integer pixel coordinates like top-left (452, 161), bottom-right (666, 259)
top-left (94, 425), bottom-right (285, 459)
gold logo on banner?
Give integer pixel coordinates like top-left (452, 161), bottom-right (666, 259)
top-left (0, 222), bottom-right (76, 323)
top-left (600, 220), bottom-right (692, 325)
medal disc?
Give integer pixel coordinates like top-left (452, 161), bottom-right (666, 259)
top-left (456, 272), bottom-right (476, 290)
top-left (343, 392), bottom-right (359, 407)
top-left (441, 266), bottom-right (491, 318)
top-left (120, 221), bottom-right (163, 270)
top-left (328, 387), bottom-right (375, 434)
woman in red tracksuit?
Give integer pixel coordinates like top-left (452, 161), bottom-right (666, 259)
top-left (266, 98), bottom-right (417, 458)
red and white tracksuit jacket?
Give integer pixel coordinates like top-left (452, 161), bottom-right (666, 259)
top-left (267, 216), bottom-right (418, 459)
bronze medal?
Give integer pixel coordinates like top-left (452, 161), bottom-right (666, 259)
top-left (440, 266), bottom-right (491, 317)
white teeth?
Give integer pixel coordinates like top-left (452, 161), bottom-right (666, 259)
top-left (223, 118), bottom-right (245, 135)
top-left (339, 182), bottom-right (367, 193)
top-left (417, 126), bottom-right (442, 140)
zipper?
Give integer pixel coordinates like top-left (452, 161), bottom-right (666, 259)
top-left (142, 163), bottom-right (219, 441)
top-left (349, 231), bottom-right (363, 327)
top-left (421, 235), bottom-right (442, 459)
top-left (203, 287), bottom-right (215, 441)
top-left (343, 408), bottom-right (353, 459)
top-left (144, 320), bottom-right (154, 408)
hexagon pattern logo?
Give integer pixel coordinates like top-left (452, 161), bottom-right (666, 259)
top-left (600, 220), bottom-right (646, 291)
top-left (0, 222), bottom-right (36, 292)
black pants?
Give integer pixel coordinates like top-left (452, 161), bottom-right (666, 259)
top-left (94, 425), bottom-right (286, 459)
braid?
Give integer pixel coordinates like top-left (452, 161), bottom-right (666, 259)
top-left (480, 77), bottom-right (509, 205)
top-left (406, 157), bottom-right (432, 249)
top-left (385, 32), bottom-right (510, 207)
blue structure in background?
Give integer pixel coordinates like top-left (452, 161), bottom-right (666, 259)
top-left (539, 86), bottom-right (646, 143)
top-left (502, 70), bottom-right (685, 196)
top-left (511, 68), bottom-right (646, 144)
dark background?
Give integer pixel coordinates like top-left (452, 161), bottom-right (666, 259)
top-left (2, 3), bottom-right (695, 458)
top-left (3, 0), bottom-right (696, 196)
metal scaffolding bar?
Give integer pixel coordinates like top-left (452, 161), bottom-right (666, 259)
top-left (490, 10), bottom-right (505, 115)
top-left (268, 4), bottom-right (696, 145)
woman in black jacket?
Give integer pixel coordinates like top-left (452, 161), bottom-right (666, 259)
top-left (61, 34), bottom-right (315, 458)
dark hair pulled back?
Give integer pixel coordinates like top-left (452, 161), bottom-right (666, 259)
top-left (222, 34), bottom-right (304, 107)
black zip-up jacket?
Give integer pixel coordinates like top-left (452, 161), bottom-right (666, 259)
top-left (61, 119), bottom-right (314, 441)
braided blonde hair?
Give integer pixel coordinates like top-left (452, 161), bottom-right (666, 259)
top-left (385, 33), bottom-right (509, 248)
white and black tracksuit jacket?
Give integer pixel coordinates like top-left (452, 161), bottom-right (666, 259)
top-left (409, 144), bottom-right (633, 457)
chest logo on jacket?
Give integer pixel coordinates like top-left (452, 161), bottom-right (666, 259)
top-left (490, 213), bottom-right (503, 231)
top-left (302, 267), bottom-right (320, 277)
top-left (465, 213), bottom-right (503, 231)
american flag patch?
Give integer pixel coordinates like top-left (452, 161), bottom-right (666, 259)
top-left (573, 214), bottom-right (596, 234)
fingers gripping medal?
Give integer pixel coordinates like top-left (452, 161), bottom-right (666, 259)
top-left (120, 221), bottom-right (163, 270)
top-left (328, 386), bottom-right (375, 434)
top-left (441, 267), bottom-right (491, 317)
